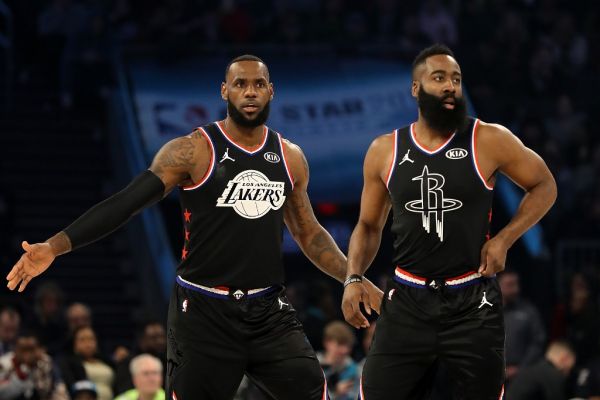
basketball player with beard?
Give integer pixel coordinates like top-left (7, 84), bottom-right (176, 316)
top-left (6, 54), bottom-right (383, 399)
top-left (341, 44), bottom-right (557, 399)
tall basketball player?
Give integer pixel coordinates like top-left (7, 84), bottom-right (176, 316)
top-left (6, 55), bottom-right (383, 399)
top-left (341, 44), bottom-right (557, 399)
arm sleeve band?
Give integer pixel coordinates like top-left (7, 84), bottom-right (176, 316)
top-left (63, 170), bottom-right (166, 250)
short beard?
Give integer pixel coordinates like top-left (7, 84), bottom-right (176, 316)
top-left (227, 100), bottom-right (270, 128)
top-left (417, 86), bottom-right (468, 136)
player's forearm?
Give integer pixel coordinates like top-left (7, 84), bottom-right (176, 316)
top-left (496, 177), bottom-right (557, 248)
top-left (346, 221), bottom-right (382, 277)
top-left (45, 231), bottom-right (72, 256)
top-left (63, 171), bottom-right (165, 251)
top-left (295, 226), bottom-right (347, 283)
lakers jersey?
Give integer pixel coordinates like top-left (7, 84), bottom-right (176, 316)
top-left (177, 122), bottom-right (294, 288)
top-left (386, 117), bottom-right (494, 278)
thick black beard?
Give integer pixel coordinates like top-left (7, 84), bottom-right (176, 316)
top-left (227, 99), bottom-right (270, 128)
top-left (417, 86), bottom-right (468, 136)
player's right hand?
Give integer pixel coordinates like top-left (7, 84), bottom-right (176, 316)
top-left (342, 281), bottom-right (371, 329)
top-left (6, 241), bottom-right (55, 292)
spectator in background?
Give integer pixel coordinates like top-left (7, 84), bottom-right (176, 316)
top-left (0, 331), bottom-right (69, 400)
top-left (551, 272), bottom-right (600, 367)
top-left (302, 280), bottom-right (339, 352)
top-left (66, 303), bottom-right (92, 334)
top-left (58, 326), bottom-right (114, 400)
top-left (114, 354), bottom-right (165, 400)
top-left (114, 321), bottom-right (166, 394)
top-left (418, 0), bottom-right (458, 45)
top-left (29, 282), bottom-right (67, 357)
top-left (0, 307), bottom-right (21, 356)
top-left (71, 380), bottom-right (98, 400)
top-left (317, 321), bottom-right (360, 400)
top-left (507, 340), bottom-right (576, 400)
top-left (499, 270), bottom-right (546, 382)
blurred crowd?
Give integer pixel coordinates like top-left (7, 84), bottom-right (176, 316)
top-left (2, 0), bottom-right (600, 399)
top-left (0, 282), bottom-right (167, 399)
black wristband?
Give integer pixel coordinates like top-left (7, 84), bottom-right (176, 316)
top-left (344, 274), bottom-right (363, 288)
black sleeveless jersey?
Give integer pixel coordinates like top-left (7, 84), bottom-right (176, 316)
top-left (386, 118), bottom-right (494, 279)
top-left (177, 122), bottom-right (294, 288)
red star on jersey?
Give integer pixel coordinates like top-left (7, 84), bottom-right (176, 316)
top-left (184, 229), bottom-right (190, 241)
top-left (183, 209), bottom-right (192, 223)
top-left (181, 247), bottom-right (188, 260)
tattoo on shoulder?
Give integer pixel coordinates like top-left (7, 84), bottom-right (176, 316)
top-left (153, 137), bottom-right (196, 176)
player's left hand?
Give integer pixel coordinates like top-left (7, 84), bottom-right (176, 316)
top-left (363, 279), bottom-right (383, 314)
top-left (478, 236), bottom-right (508, 277)
top-left (342, 282), bottom-right (371, 329)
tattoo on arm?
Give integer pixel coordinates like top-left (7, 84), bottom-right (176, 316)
top-left (286, 192), bottom-right (346, 282)
top-left (307, 231), bottom-right (345, 282)
top-left (151, 135), bottom-right (196, 180)
top-left (286, 191), bottom-right (311, 231)
top-left (284, 144), bottom-right (345, 281)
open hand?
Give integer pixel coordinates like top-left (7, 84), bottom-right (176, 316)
top-left (6, 241), bottom-right (56, 292)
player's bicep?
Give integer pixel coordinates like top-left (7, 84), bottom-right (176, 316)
top-left (494, 129), bottom-right (553, 191)
top-left (149, 135), bottom-right (198, 194)
top-left (358, 141), bottom-right (392, 230)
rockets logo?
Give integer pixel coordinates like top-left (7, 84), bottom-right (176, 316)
top-left (216, 170), bottom-right (286, 219)
top-left (405, 165), bottom-right (462, 241)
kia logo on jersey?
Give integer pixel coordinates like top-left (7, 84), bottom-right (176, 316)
top-left (445, 148), bottom-right (468, 160)
top-left (264, 152), bottom-right (281, 163)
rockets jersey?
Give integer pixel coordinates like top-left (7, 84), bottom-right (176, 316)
top-left (177, 121), bottom-right (294, 288)
top-left (386, 118), bottom-right (494, 279)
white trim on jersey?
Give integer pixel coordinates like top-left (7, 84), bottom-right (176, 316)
top-left (277, 133), bottom-right (295, 191)
top-left (216, 121), bottom-right (269, 155)
top-left (385, 129), bottom-right (398, 189)
top-left (470, 119), bottom-right (494, 191)
top-left (410, 123), bottom-right (456, 155)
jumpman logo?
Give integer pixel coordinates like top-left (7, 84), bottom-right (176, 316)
top-left (220, 148), bottom-right (235, 163)
top-left (278, 298), bottom-right (289, 309)
top-left (387, 289), bottom-right (396, 301)
top-left (405, 165), bottom-right (462, 241)
top-left (478, 291), bottom-right (493, 309)
top-left (399, 149), bottom-right (414, 165)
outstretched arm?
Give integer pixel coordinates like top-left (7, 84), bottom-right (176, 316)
top-left (342, 134), bottom-right (393, 328)
top-left (282, 140), bottom-right (383, 316)
top-left (476, 123), bottom-right (557, 277)
top-left (6, 131), bottom-right (210, 292)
